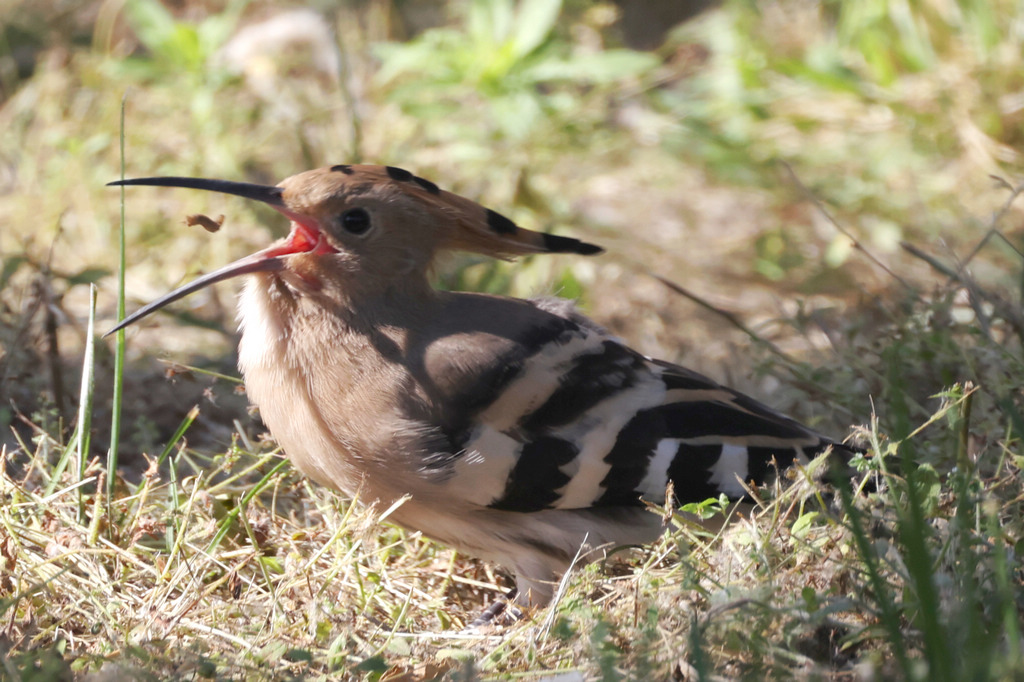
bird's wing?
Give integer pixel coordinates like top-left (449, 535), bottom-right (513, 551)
top-left (419, 296), bottom-right (849, 513)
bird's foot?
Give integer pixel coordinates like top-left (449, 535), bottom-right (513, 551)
top-left (466, 588), bottom-right (523, 629)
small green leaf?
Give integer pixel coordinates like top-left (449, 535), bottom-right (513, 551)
top-left (512, 0), bottom-right (562, 58)
top-left (353, 654), bottom-right (389, 675)
top-left (801, 586), bottom-right (819, 612)
top-left (197, 658), bottom-right (217, 679)
top-left (0, 256), bottom-right (26, 290)
top-left (526, 50), bottom-right (659, 83)
top-left (792, 511), bottom-right (821, 538)
top-left (910, 463), bottom-right (942, 517)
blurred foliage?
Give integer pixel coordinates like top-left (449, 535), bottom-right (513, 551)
top-left (367, 0), bottom-right (658, 303)
top-left (654, 0), bottom-right (1024, 277)
top-left (376, 0), bottom-right (657, 147)
top-left (3, 0), bottom-right (1020, 298)
top-left (119, 0), bottom-right (249, 80)
top-left (828, 0), bottom-right (1003, 82)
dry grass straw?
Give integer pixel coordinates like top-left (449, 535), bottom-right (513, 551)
top-left (1, 355), bottom-right (1021, 680)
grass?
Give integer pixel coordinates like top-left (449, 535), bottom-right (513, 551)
top-left (1, 0), bottom-right (1023, 679)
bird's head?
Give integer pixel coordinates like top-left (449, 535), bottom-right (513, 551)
top-left (107, 164), bottom-right (603, 334)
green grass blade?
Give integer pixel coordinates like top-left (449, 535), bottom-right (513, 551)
top-left (46, 286), bottom-right (98, 502)
top-left (897, 444), bottom-right (954, 681)
top-left (838, 476), bottom-right (913, 676)
top-left (156, 405), bottom-right (200, 467)
top-left (108, 94), bottom-right (128, 515)
top-left (205, 458), bottom-right (290, 553)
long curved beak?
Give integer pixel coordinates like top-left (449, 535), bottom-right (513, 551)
top-left (104, 251), bottom-right (284, 336)
top-left (105, 176), bottom-right (290, 337)
top-left (108, 177), bottom-right (286, 206)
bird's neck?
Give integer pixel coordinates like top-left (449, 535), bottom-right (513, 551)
top-left (237, 270), bottom-right (439, 372)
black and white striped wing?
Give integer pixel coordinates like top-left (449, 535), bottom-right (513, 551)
top-left (598, 359), bottom-right (832, 506)
top-left (437, 314), bottom-right (845, 513)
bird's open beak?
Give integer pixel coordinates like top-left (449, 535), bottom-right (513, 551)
top-left (105, 176), bottom-right (325, 336)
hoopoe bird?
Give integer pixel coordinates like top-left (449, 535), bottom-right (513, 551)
top-left (109, 165), bottom-right (857, 621)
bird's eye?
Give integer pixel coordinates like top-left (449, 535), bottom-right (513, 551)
top-left (339, 208), bottom-right (372, 235)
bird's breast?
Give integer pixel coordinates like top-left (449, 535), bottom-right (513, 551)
top-left (236, 274), bottom-right (438, 504)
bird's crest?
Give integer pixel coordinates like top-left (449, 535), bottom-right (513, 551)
top-left (277, 164), bottom-right (604, 259)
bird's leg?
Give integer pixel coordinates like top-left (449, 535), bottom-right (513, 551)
top-left (468, 587), bottom-right (523, 628)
